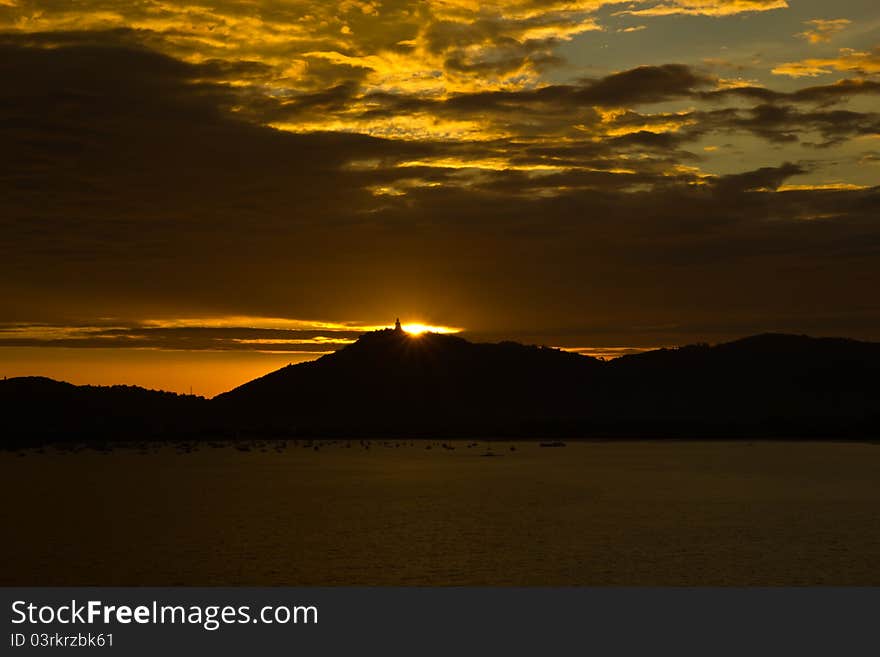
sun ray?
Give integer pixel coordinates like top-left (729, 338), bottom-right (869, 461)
top-left (400, 322), bottom-right (461, 335)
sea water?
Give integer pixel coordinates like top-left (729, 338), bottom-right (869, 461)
top-left (2, 440), bottom-right (879, 585)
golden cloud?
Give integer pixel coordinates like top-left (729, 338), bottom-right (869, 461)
top-left (796, 18), bottom-right (851, 45)
top-left (620, 0), bottom-right (787, 18)
top-left (0, 0), bottom-right (807, 141)
top-left (773, 48), bottom-right (880, 77)
top-left (1, 1), bottom-right (788, 95)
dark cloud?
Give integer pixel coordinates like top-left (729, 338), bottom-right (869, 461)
top-left (701, 78), bottom-right (880, 105)
top-left (714, 163), bottom-right (807, 196)
top-left (0, 34), bottom-right (429, 318)
top-left (356, 64), bottom-right (712, 119)
top-left (0, 324), bottom-right (359, 352)
top-left (721, 104), bottom-right (880, 146)
top-left (576, 64), bottom-right (715, 105)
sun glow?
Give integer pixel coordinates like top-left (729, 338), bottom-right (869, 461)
top-left (401, 323), bottom-right (461, 336)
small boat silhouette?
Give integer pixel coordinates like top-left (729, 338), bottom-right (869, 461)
top-left (539, 441), bottom-right (566, 448)
top-left (481, 439), bottom-right (500, 457)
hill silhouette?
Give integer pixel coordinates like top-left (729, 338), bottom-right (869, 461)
top-left (0, 376), bottom-right (208, 446)
top-left (3, 331), bottom-right (880, 444)
top-left (214, 328), bottom-right (603, 437)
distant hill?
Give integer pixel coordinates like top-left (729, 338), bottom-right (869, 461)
top-left (3, 331), bottom-right (880, 444)
top-left (0, 376), bottom-right (208, 446)
top-left (214, 330), bottom-right (880, 438)
top-left (601, 333), bottom-right (880, 437)
top-left (214, 328), bottom-right (603, 437)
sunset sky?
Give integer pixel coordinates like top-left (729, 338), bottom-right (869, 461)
top-left (2, 0), bottom-right (879, 395)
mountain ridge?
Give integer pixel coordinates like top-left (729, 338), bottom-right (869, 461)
top-left (3, 331), bottom-right (880, 443)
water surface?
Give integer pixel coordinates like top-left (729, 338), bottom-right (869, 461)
top-left (2, 440), bottom-right (879, 585)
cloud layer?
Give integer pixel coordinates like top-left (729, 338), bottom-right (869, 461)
top-left (1, 0), bottom-right (879, 357)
